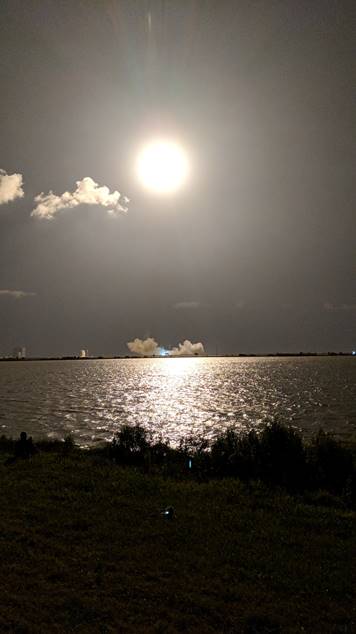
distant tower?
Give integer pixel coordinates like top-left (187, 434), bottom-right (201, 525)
top-left (13, 346), bottom-right (26, 359)
top-left (79, 349), bottom-right (87, 358)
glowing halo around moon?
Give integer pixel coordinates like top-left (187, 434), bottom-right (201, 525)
top-left (136, 139), bottom-right (189, 194)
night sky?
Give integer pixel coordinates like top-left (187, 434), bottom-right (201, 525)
top-left (0, 0), bottom-right (355, 356)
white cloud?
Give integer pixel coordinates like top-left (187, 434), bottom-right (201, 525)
top-left (173, 301), bottom-right (201, 310)
top-left (0, 290), bottom-right (36, 299)
top-left (32, 177), bottom-right (129, 219)
top-left (0, 169), bottom-right (24, 205)
top-left (127, 337), bottom-right (159, 356)
top-left (126, 337), bottom-right (205, 357)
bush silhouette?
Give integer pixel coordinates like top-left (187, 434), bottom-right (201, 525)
top-left (0, 434), bottom-right (15, 453)
top-left (179, 434), bottom-right (211, 478)
top-left (210, 423), bottom-right (307, 491)
top-left (230, 430), bottom-right (260, 481)
top-left (210, 428), bottom-right (240, 477)
top-left (106, 422), bottom-right (354, 501)
top-left (3, 420), bottom-right (353, 506)
top-left (110, 424), bottom-right (150, 466)
top-left (307, 430), bottom-right (354, 495)
top-left (257, 422), bottom-right (307, 491)
top-left (210, 427), bottom-right (259, 480)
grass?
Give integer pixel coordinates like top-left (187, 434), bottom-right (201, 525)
top-left (0, 445), bottom-right (355, 633)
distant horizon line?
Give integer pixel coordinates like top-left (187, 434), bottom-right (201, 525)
top-left (0, 351), bottom-right (355, 362)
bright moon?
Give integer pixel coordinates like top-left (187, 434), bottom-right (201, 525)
top-left (136, 140), bottom-right (189, 194)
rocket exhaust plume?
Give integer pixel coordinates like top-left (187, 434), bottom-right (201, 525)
top-left (169, 340), bottom-right (205, 356)
top-left (127, 337), bottom-right (159, 356)
top-left (127, 337), bottom-right (205, 357)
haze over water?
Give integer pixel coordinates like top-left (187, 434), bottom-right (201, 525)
top-left (0, 357), bottom-right (355, 447)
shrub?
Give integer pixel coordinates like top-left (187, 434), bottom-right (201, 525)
top-left (210, 423), bottom-right (307, 491)
top-left (307, 430), bottom-right (354, 495)
top-left (210, 428), bottom-right (241, 478)
top-left (231, 430), bottom-right (261, 481)
top-left (0, 435), bottom-right (15, 453)
top-left (179, 434), bottom-right (211, 479)
top-left (150, 439), bottom-right (171, 466)
top-left (257, 422), bottom-right (307, 491)
top-left (63, 435), bottom-right (75, 454)
top-left (110, 424), bottom-right (151, 466)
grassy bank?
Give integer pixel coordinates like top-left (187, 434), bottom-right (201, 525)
top-left (0, 433), bottom-right (355, 632)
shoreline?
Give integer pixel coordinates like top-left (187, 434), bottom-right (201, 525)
top-left (0, 351), bottom-right (355, 361)
top-left (2, 422), bottom-right (355, 507)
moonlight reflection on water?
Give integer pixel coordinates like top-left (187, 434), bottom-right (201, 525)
top-left (0, 357), bottom-right (355, 446)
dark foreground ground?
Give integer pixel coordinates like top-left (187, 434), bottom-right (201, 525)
top-left (0, 451), bottom-right (355, 633)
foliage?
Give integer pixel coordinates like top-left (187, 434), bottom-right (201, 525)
top-left (1, 422), bottom-right (355, 504)
top-left (84, 422), bottom-right (356, 503)
top-left (307, 430), bottom-right (355, 500)
top-left (109, 424), bottom-right (151, 466)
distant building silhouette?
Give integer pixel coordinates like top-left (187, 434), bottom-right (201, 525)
top-left (13, 346), bottom-right (26, 359)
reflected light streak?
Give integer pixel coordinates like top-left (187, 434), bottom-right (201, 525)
top-left (163, 356), bottom-right (202, 377)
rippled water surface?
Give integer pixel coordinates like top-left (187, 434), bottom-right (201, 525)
top-left (0, 357), bottom-right (355, 446)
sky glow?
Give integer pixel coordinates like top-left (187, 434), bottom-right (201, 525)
top-left (0, 2), bottom-right (354, 356)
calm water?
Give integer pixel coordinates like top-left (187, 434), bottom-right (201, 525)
top-left (0, 357), bottom-right (355, 447)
